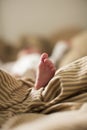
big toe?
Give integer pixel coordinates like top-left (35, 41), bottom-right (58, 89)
top-left (40, 53), bottom-right (48, 62)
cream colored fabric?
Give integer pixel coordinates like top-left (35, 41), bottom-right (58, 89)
top-left (3, 103), bottom-right (87, 130)
top-left (59, 31), bottom-right (87, 67)
top-left (2, 113), bottom-right (45, 130)
top-left (0, 56), bottom-right (87, 127)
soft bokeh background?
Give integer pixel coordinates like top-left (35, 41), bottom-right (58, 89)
top-left (0, 0), bottom-right (87, 42)
top-left (0, 0), bottom-right (87, 63)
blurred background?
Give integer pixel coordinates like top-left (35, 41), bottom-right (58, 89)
top-left (0, 0), bottom-right (87, 64)
top-left (0, 0), bottom-right (87, 41)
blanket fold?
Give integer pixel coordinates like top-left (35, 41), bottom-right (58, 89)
top-left (0, 56), bottom-right (87, 127)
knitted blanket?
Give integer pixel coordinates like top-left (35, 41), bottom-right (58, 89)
top-left (0, 56), bottom-right (87, 127)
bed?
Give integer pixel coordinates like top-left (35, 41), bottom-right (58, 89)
top-left (0, 30), bottom-right (87, 130)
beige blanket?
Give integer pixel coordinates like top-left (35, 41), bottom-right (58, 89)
top-left (0, 56), bottom-right (87, 129)
top-left (2, 103), bottom-right (87, 130)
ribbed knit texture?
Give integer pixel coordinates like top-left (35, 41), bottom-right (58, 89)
top-left (0, 56), bottom-right (87, 127)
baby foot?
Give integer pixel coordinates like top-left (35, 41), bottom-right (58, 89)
top-left (35, 53), bottom-right (56, 90)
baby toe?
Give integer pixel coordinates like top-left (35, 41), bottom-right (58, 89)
top-left (40, 53), bottom-right (48, 62)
